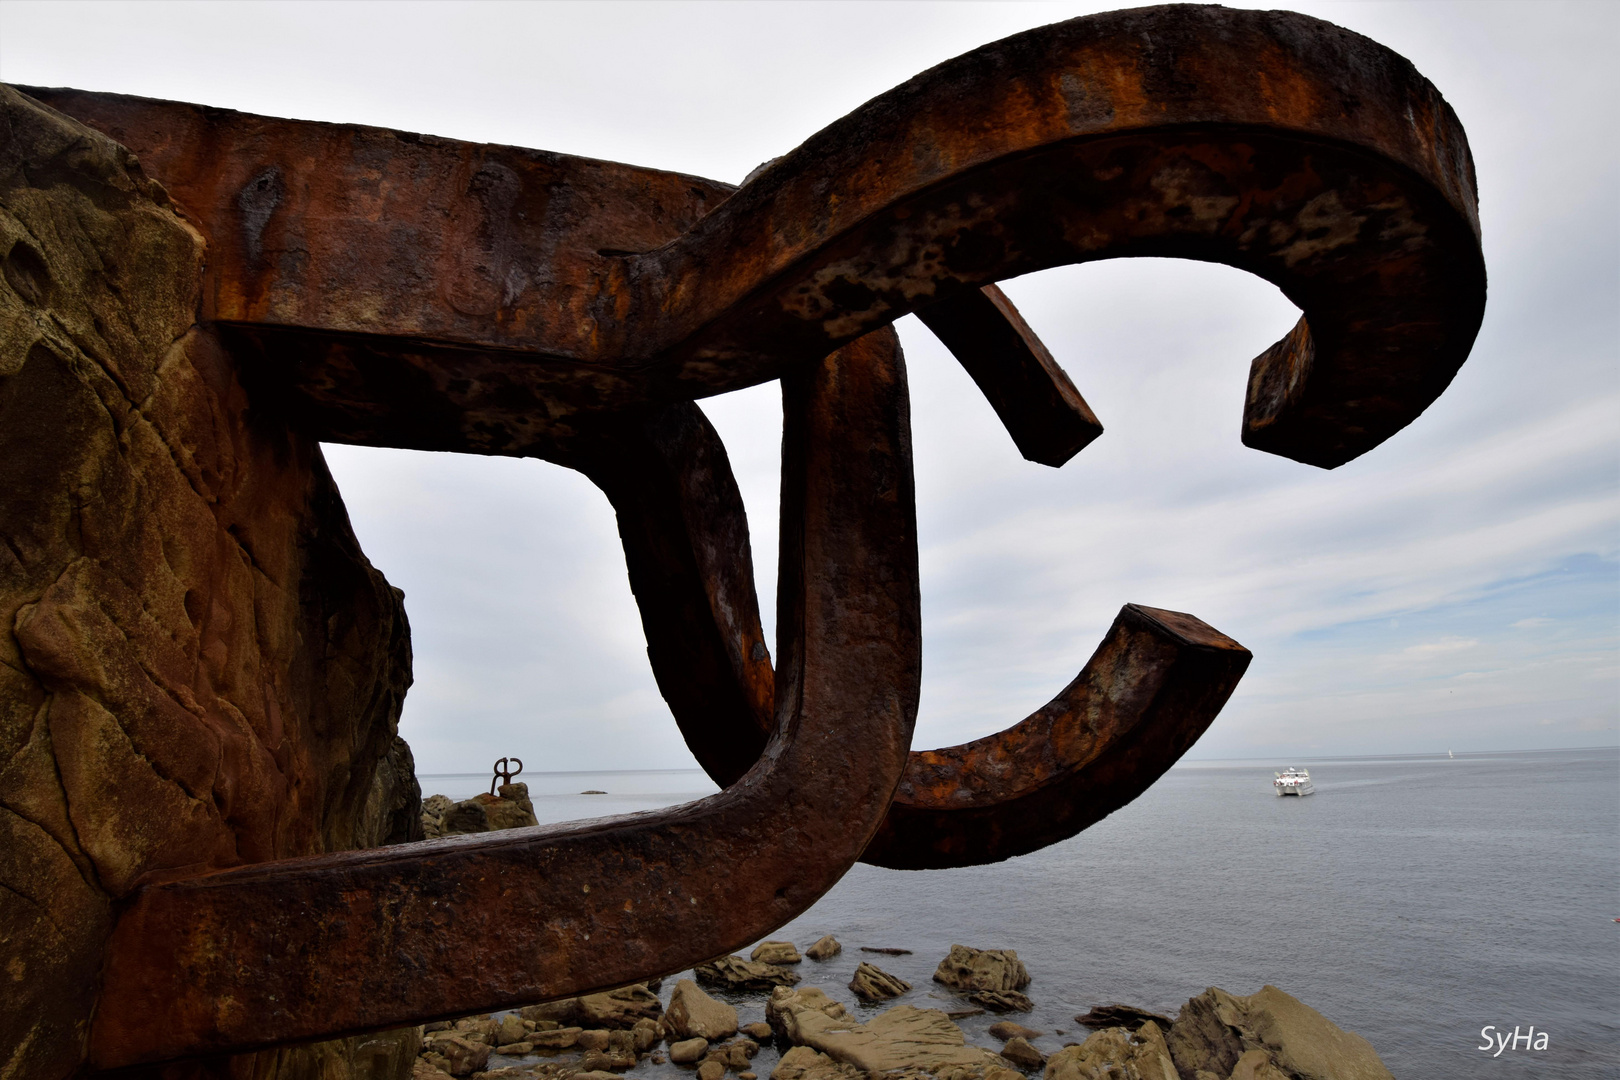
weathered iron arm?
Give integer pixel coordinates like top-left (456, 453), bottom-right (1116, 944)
top-left (88, 331), bottom-right (920, 1068)
top-left (25, 6), bottom-right (1485, 471)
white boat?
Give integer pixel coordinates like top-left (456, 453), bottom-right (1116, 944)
top-left (1273, 767), bottom-right (1315, 796)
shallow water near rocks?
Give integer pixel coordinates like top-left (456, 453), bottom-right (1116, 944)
top-left (422, 746), bottom-right (1619, 1079)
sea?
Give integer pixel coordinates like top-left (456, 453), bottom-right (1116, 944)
top-left (419, 746), bottom-right (1619, 1079)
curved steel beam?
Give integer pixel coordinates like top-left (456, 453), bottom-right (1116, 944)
top-left (860, 604), bottom-right (1250, 869)
top-left (583, 394), bottom-right (1251, 867)
top-left (26, 5), bottom-right (1485, 470)
top-left (87, 331), bottom-right (920, 1068)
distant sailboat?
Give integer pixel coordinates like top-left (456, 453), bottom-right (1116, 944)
top-left (1448, 749), bottom-right (1455, 759)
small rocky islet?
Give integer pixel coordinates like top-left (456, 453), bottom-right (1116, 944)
top-left (412, 788), bottom-right (1394, 1080)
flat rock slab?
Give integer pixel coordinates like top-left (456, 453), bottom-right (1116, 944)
top-left (783, 1002), bottom-right (1009, 1074)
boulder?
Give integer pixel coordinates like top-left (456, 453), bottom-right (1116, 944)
top-left (0, 85), bottom-right (418, 1080)
top-left (771, 998), bottom-right (1008, 1075)
top-left (576, 1030), bottom-right (613, 1052)
top-left (668, 979), bottom-right (740, 1041)
top-left (1044, 1023), bottom-right (1177, 1080)
top-left (495, 1015), bottom-right (528, 1046)
top-left (742, 1022), bottom-right (775, 1041)
top-left (933, 946), bottom-right (1031, 993)
top-left (806, 936), bottom-right (843, 961)
top-left (1165, 985), bottom-right (1394, 1080)
top-left (575, 1072), bottom-right (624, 1080)
top-left (1075, 1004), bottom-right (1173, 1032)
top-left (697, 1061), bottom-right (727, 1080)
top-left (770, 1046), bottom-right (864, 1080)
top-left (753, 941), bottom-right (804, 965)
top-left (697, 955), bottom-right (802, 991)
top-left (999, 1037), bottom-right (1045, 1069)
top-left (432, 1036), bottom-right (491, 1077)
top-left (671, 1038), bottom-right (710, 1064)
top-left (411, 1060), bottom-right (454, 1080)
top-left (632, 1017), bottom-right (662, 1053)
top-left (849, 962), bottom-right (911, 1002)
top-left (988, 1023), bottom-right (1042, 1042)
top-left (969, 991), bottom-right (1033, 1013)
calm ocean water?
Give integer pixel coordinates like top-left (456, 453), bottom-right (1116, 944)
top-left (420, 746), bottom-right (1619, 1079)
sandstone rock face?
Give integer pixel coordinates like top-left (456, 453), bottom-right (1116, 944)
top-left (988, 1023), bottom-right (1042, 1043)
top-left (805, 935), bottom-right (842, 961)
top-left (1165, 986), bottom-right (1394, 1080)
top-left (698, 955), bottom-right (802, 991)
top-left (849, 961), bottom-right (912, 1002)
top-left (767, 987), bottom-right (852, 1044)
top-left (0, 85), bottom-right (418, 1080)
top-left (752, 940), bottom-right (803, 965)
top-left (769, 992), bottom-right (1007, 1075)
top-left (1043, 1021), bottom-right (1178, 1080)
top-left (933, 946), bottom-right (1031, 993)
top-left (668, 978), bottom-right (741, 1041)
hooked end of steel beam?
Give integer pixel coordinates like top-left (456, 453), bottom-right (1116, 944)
top-left (916, 285), bottom-right (1102, 468)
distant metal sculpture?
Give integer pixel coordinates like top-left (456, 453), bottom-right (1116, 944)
top-left (24, 3), bottom-right (1483, 1068)
top-left (490, 757), bottom-right (523, 796)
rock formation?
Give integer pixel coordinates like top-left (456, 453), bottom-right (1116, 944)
top-left (1165, 986), bottom-right (1394, 1080)
top-left (805, 936), bottom-right (843, 961)
top-left (698, 955), bottom-right (803, 991)
top-left (997, 1036), bottom-right (1045, 1070)
top-left (849, 962), bottom-right (911, 1002)
top-left (1075, 1004), bottom-right (1174, 1032)
top-left (0, 84), bottom-right (418, 1080)
top-left (1044, 1021), bottom-right (1178, 1080)
top-left (767, 988), bottom-right (1010, 1075)
top-left (933, 947), bottom-right (1032, 994)
top-left (752, 940), bottom-right (804, 965)
top-left (668, 979), bottom-right (741, 1041)
top-left (421, 783), bottom-right (538, 837)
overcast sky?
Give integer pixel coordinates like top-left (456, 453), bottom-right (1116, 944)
top-left (4, 1), bottom-right (1615, 774)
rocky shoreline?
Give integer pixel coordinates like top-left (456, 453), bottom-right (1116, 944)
top-left (407, 941), bottom-right (1392, 1080)
top-left (407, 789), bottom-right (1393, 1080)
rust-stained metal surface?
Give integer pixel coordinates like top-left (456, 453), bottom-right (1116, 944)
top-left (10, 2), bottom-right (1486, 1069)
top-left (91, 332), bottom-right (921, 1066)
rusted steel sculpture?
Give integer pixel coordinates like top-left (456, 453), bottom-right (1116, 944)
top-left (5, 3), bottom-right (1484, 1071)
